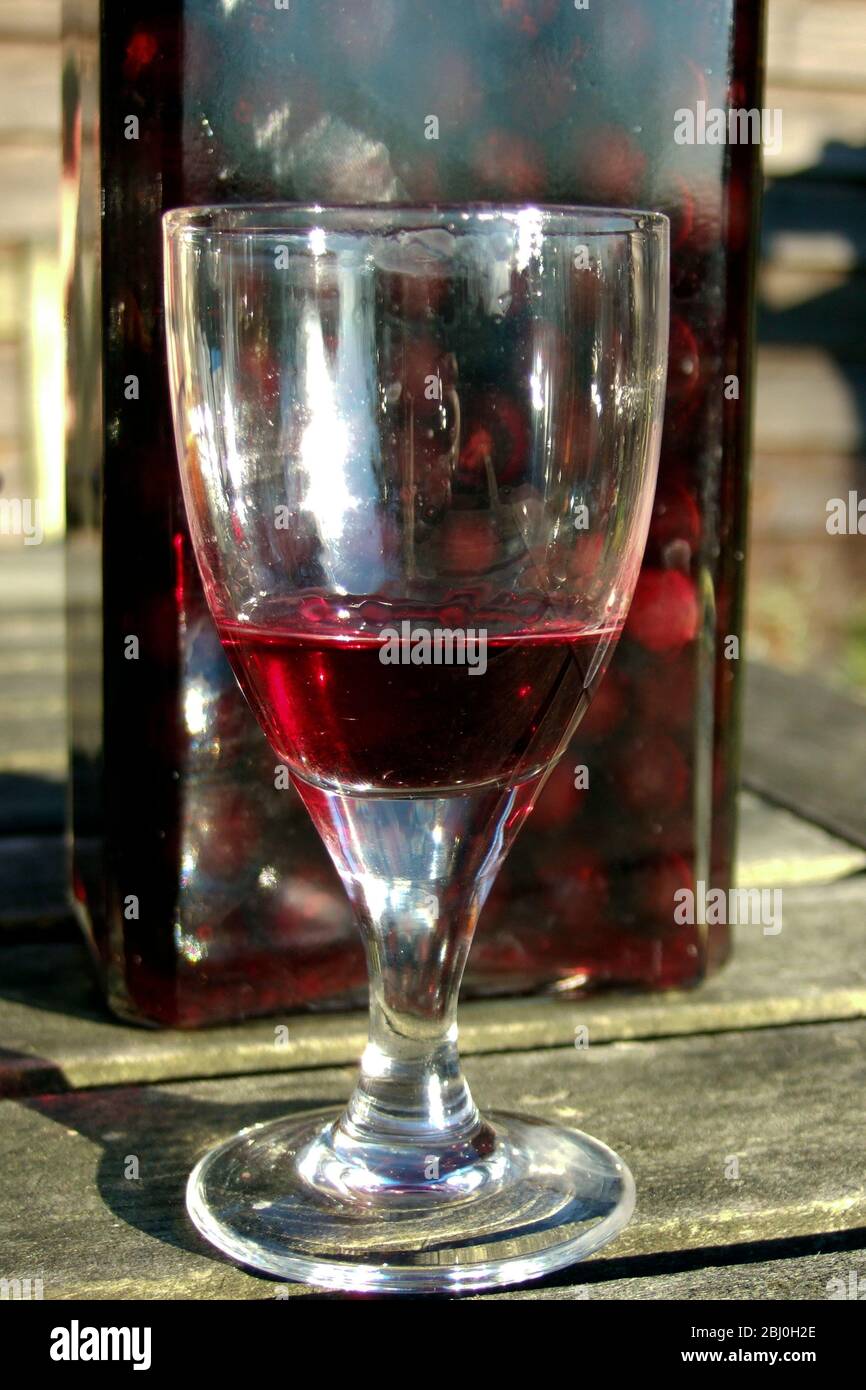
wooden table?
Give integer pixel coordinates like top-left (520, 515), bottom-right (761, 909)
top-left (1, 659), bottom-right (865, 1301)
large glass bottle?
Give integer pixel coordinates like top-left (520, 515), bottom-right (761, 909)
top-left (65, 0), bottom-right (763, 1024)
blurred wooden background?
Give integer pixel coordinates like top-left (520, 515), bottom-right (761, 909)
top-left (0, 0), bottom-right (62, 540)
top-left (755, 0), bottom-right (866, 682)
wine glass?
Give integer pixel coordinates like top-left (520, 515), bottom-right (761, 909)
top-left (164, 203), bottom-right (668, 1294)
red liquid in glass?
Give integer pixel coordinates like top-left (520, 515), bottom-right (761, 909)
top-left (217, 599), bottom-right (622, 794)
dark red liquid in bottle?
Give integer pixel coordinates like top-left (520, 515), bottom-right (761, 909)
top-left (66, 0), bottom-right (762, 1024)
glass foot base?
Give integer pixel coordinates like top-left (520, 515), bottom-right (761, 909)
top-left (187, 1107), bottom-right (635, 1294)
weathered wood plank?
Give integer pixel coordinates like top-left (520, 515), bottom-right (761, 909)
top-left (2, 875), bottom-right (866, 1095)
top-left (477, 1244), bottom-right (866, 1300)
top-left (736, 792), bottom-right (866, 886)
top-left (1, 1018), bottom-right (864, 1298)
top-left (36, 1243), bottom-right (866, 1301)
top-left (743, 662), bottom-right (866, 849)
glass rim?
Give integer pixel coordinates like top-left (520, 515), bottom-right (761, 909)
top-left (163, 201), bottom-right (669, 240)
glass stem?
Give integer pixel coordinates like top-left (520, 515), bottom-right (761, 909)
top-left (292, 781), bottom-right (524, 1164)
top-left (338, 883), bottom-right (486, 1152)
